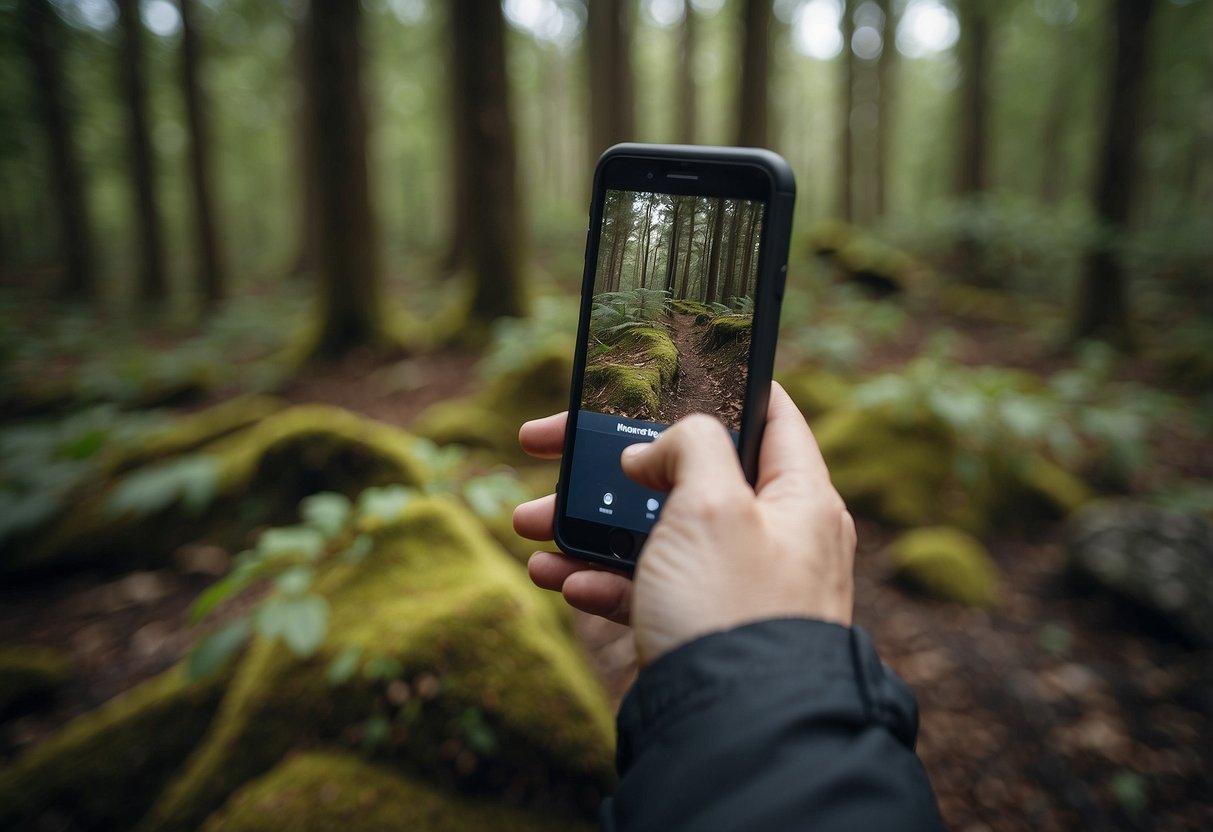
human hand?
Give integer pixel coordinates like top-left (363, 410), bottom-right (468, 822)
top-left (512, 383), bottom-right (856, 665)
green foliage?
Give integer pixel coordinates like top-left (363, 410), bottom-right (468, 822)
top-left (850, 345), bottom-right (1179, 484)
top-left (0, 406), bottom-right (165, 544)
top-left (187, 447), bottom-right (533, 679)
top-left (590, 287), bottom-right (671, 343)
top-left (106, 454), bottom-right (221, 518)
top-left (779, 280), bottom-right (910, 371)
top-left (477, 294), bottom-right (578, 382)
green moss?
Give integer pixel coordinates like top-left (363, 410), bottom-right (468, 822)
top-left (584, 364), bottom-right (662, 416)
top-left (890, 527), bottom-right (999, 606)
top-left (202, 751), bottom-right (594, 832)
top-left (616, 326), bottom-right (679, 389)
top-left (415, 344), bottom-right (572, 456)
top-left (10, 406), bottom-right (430, 576)
top-left (815, 406), bottom-right (958, 529)
top-left (668, 299), bottom-right (714, 323)
top-left (0, 645), bottom-right (70, 714)
top-left (140, 497), bottom-right (614, 831)
top-left (776, 369), bottom-right (852, 419)
top-left (0, 665), bottom-right (229, 830)
top-left (702, 316), bottom-right (751, 352)
top-left (806, 219), bottom-right (857, 257)
top-left (108, 395), bottom-right (288, 475)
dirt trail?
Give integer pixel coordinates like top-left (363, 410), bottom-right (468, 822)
top-left (659, 312), bottom-right (732, 424)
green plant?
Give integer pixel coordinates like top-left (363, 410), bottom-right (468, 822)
top-left (590, 288), bottom-right (670, 344)
top-left (477, 293), bottom-right (578, 381)
top-left (186, 462), bottom-right (532, 680)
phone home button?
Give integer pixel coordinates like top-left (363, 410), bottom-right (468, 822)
top-left (607, 528), bottom-right (635, 560)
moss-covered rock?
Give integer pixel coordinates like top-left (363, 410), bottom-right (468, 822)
top-left (139, 497), bottom-right (614, 831)
top-left (776, 368), bottom-right (852, 419)
top-left (6, 405), bottom-right (430, 575)
top-left (203, 751), bottom-right (594, 832)
top-left (583, 363), bottom-right (662, 417)
top-left (814, 405), bottom-right (1092, 533)
top-left (0, 645), bottom-right (71, 714)
top-left (890, 527), bottom-right (999, 606)
top-left (702, 316), bottom-right (751, 352)
top-left (414, 344), bottom-right (572, 455)
top-left (805, 219), bottom-right (856, 257)
top-left (0, 665), bottom-right (230, 830)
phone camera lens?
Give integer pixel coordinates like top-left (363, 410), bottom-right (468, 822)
top-left (646, 171), bottom-right (654, 180)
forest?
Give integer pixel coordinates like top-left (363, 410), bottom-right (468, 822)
top-left (0, 0), bottom-right (1211, 830)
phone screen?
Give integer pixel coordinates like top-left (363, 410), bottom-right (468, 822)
top-left (564, 188), bottom-right (767, 536)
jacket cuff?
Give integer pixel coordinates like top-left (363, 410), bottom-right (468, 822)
top-left (615, 618), bottom-right (919, 771)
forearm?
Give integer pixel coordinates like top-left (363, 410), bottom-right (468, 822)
top-left (602, 619), bottom-right (944, 832)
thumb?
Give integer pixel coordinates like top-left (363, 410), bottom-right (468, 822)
top-left (620, 414), bottom-right (748, 494)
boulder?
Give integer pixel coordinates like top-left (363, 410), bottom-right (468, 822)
top-left (202, 751), bottom-right (594, 832)
top-left (890, 527), bottom-right (999, 607)
top-left (139, 496), bottom-right (614, 831)
top-left (1068, 501), bottom-right (1213, 646)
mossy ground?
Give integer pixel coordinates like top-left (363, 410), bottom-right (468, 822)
top-left (0, 665), bottom-right (231, 830)
top-left (139, 497), bottom-right (614, 831)
top-left (6, 405), bottom-right (430, 576)
top-left (202, 751), bottom-right (594, 832)
top-left (579, 325), bottom-right (678, 420)
top-left (890, 526), bottom-right (1000, 607)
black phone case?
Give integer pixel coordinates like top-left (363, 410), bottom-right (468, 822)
top-left (554, 143), bottom-right (796, 570)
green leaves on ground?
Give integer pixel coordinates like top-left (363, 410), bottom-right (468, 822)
top-left (256, 594), bottom-right (330, 657)
top-left (106, 455), bottom-right (220, 518)
top-left (188, 617), bottom-right (251, 680)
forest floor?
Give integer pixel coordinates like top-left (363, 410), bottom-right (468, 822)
top-left (2, 315), bottom-right (1211, 830)
top-left (656, 312), bottom-right (747, 430)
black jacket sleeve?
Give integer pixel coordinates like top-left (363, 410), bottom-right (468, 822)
top-left (601, 618), bottom-right (944, 832)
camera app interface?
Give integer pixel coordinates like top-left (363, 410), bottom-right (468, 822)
top-left (567, 188), bottom-right (766, 534)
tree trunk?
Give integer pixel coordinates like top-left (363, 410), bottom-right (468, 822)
top-left (874, 0), bottom-right (895, 218)
top-left (177, 0), bottom-right (225, 310)
top-left (955, 0), bottom-right (990, 197)
top-left (1072, 0), bottom-right (1157, 349)
top-left (837, 0), bottom-right (854, 221)
top-left (1038, 25), bottom-right (1074, 206)
top-left (304, 0), bottom-right (385, 359)
top-left (664, 196), bottom-right (683, 293)
top-left (677, 0), bottom-right (696, 144)
top-left (587, 0), bottom-right (634, 161)
top-left (115, 0), bottom-right (167, 306)
top-left (19, 0), bottom-right (94, 299)
top-left (736, 0), bottom-right (770, 147)
top-left (449, 0), bottom-right (527, 323)
top-left (635, 193), bottom-right (656, 289)
top-left (704, 197), bottom-right (725, 304)
top-left (739, 201), bottom-right (759, 298)
top-left (721, 200), bottom-right (743, 304)
top-left (678, 198), bottom-right (696, 298)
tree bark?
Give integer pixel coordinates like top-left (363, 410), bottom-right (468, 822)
top-left (635, 192), bottom-right (656, 289)
top-left (449, 0), bottom-right (527, 323)
top-left (954, 0), bottom-right (990, 197)
top-left (837, 0), bottom-right (854, 221)
top-left (177, 0), bottom-right (225, 310)
top-left (664, 196), bottom-right (683, 293)
top-left (721, 200), bottom-right (743, 304)
top-left (115, 0), bottom-right (167, 306)
top-left (678, 198), bottom-right (696, 298)
top-left (1072, 0), bottom-right (1157, 349)
top-left (19, 0), bottom-right (94, 299)
top-left (704, 197), bottom-right (725, 304)
top-left (587, 0), bottom-right (635, 162)
top-left (736, 0), bottom-right (770, 147)
top-left (676, 0), bottom-right (697, 144)
top-left (739, 201), bottom-right (759, 298)
top-left (304, 0), bottom-right (385, 359)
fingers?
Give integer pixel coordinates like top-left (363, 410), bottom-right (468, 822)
top-left (527, 551), bottom-right (633, 626)
top-left (620, 414), bottom-right (747, 494)
top-left (754, 382), bottom-right (834, 501)
top-left (518, 412), bottom-right (568, 460)
top-left (513, 494), bottom-right (556, 541)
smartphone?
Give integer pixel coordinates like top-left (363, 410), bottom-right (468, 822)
top-left (554, 143), bottom-right (796, 569)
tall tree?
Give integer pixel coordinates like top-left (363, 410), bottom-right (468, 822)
top-left (721, 200), bottom-right (743, 304)
top-left (19, 0), bottom-right (94, 299)
top-left (663, 196), bottom-right (684, 292)
top-left (677, 0), bottom-right (697, 144)
top-left (304, 0), bottom-right (385, 358)
top-left (1038, 22), bottom-right (1076, 205)
top-left (449, 0), bottom-right (527, 324)
top-left (736, 0), bottom-right (771, 147)
top-left (703, 197), bottom-right (726, 304)
top-left (1072, 0), bottom-right (1158, 348)
top-left (954, 0), bottom-right (991, 197)
top-left (115, 0), bottom-right (167, 305)
top-left (177, 0), bottom-right (225, 309)
top-left (837, 0), bottom-right (855, 221)
top-left (874, 0), bottom-right (895, 218)
top-left (739, 202), bottom-right (760, 298)
top-left (678, 197), bottom-right (697, 297)
top-left (289, 11), bottom-right (318, 279)
top-left (635, 192), bottom-right (657, 288)
top-left (587, 0), bottom-right (634, 161)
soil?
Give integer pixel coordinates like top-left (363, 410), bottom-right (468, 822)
top-left (657, 312), bottom-right (747, 431)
